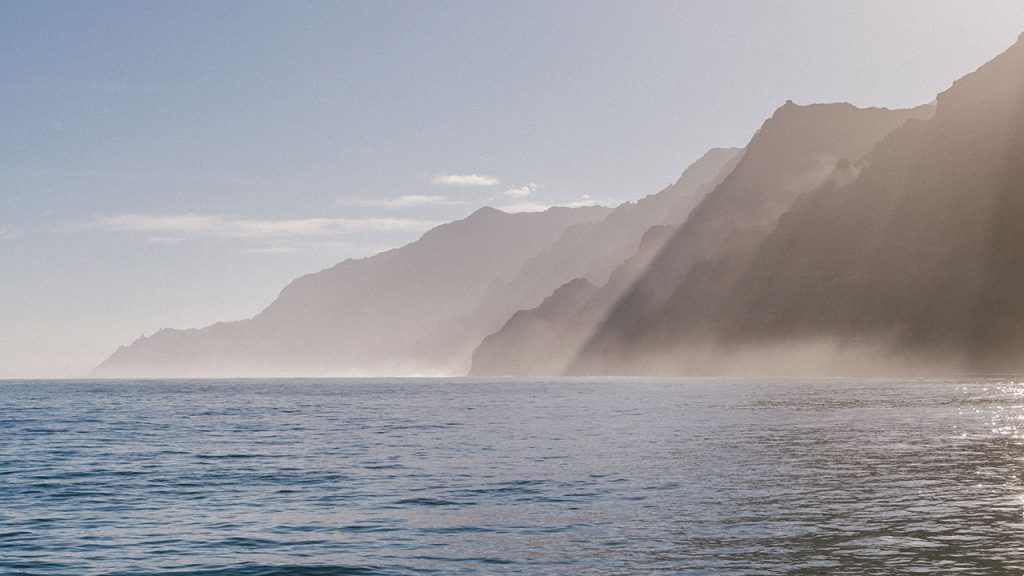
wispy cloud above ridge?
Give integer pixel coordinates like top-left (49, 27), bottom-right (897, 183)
top-left (431, 173), bottom-right (500, 187)
top-left (91, 213), bottom-right (442, 239)
top-left (502, 182), bottom-right (538, 198)
top-left (335, 195), bottom-right (465, 209)
top-left (497, 195), bottom-right (615, 213)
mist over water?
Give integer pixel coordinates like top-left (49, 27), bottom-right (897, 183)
top-left (4, 378), bottom-right (1024, 575)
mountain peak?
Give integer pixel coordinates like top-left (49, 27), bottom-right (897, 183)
top-left (469, 206), bottom-right (503, 218)
top-left (934, 31), bottom-right (1024, 123)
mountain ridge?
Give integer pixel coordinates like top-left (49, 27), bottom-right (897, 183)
top-left (568, 33), bottom-right (1024, 376)
top-left (472, 100), bottom-right (932, 376)
top-left (95, 205), bottom-right (611, 377)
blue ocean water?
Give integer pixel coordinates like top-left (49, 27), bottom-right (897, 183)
top-left (2, 378), bottom-right (1023, 575)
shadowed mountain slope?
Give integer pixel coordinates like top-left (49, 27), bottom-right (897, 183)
top-left (471, 224), bottom-right (677, 375)
top-left (472, 101), bottom-right (932, 375)
top-left (574, 34), bottom-right (1024, 376)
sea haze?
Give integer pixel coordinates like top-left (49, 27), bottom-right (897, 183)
top-left (2, 378), bottom-right (1023, 575)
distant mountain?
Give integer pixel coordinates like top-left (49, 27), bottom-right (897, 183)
top-left (96, 146), bottom-right (737, 377)
top-left (473, 100), bottom-right (932, 375)
top-left (571, 33), bottom-right (1024, 376)
top-left (95, 206), bottom-right (610, 377)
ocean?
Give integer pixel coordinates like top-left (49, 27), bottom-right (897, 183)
top-left (2, 378), bottom-right (1022, 575)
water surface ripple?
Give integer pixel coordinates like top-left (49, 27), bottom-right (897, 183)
top-left (2, 378), bottom-right (1023, 574)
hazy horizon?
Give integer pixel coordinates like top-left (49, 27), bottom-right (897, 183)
top-left (4, 1), bottom-right (1024, 377)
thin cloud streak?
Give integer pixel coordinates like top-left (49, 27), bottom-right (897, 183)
top-left (335, 195), bottom-right (465, 209)
top-left (431, 173), bottom-right (500, 187)
top-left (91, 213), bottom-right (443, 239)
top-left (497, 196), bottom-right (615, 213)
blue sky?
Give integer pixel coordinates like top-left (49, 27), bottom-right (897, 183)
top-left (3, 0), bottom-right (1024, 377)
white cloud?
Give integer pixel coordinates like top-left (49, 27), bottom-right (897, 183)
top-left (496, 201), bottom-right (555, 213)
top-left (497, 195), bottom-right (616, 213)
top-left (92, 213), bottom-right (442, 239)
top-left (431, 173), bottom-right (500, 187)
top-left (0, 230), bottom-right (20, 240)
top-left (335, 194), bottom-right (464, 209)
top-left (386, 194), bottom-right (462, 208)
top-left (502, 182), bottom-right (538, 198)
top-left (565, 198), bottom-right (614, 208)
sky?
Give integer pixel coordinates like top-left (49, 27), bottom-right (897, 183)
top-left (2, 0), bottom-right (1024, 378)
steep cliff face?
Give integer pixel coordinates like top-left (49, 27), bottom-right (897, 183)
top-left (96, 205), bottom-right (610, 377)
top-left (708, 33), bottom-right (1024, 373)
top-left (576, 34), bottom-right (1024, 376)
top-left (471, 100), bottom-right (930, 376)
top-left (571, 101), bottom-right (935, 374)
